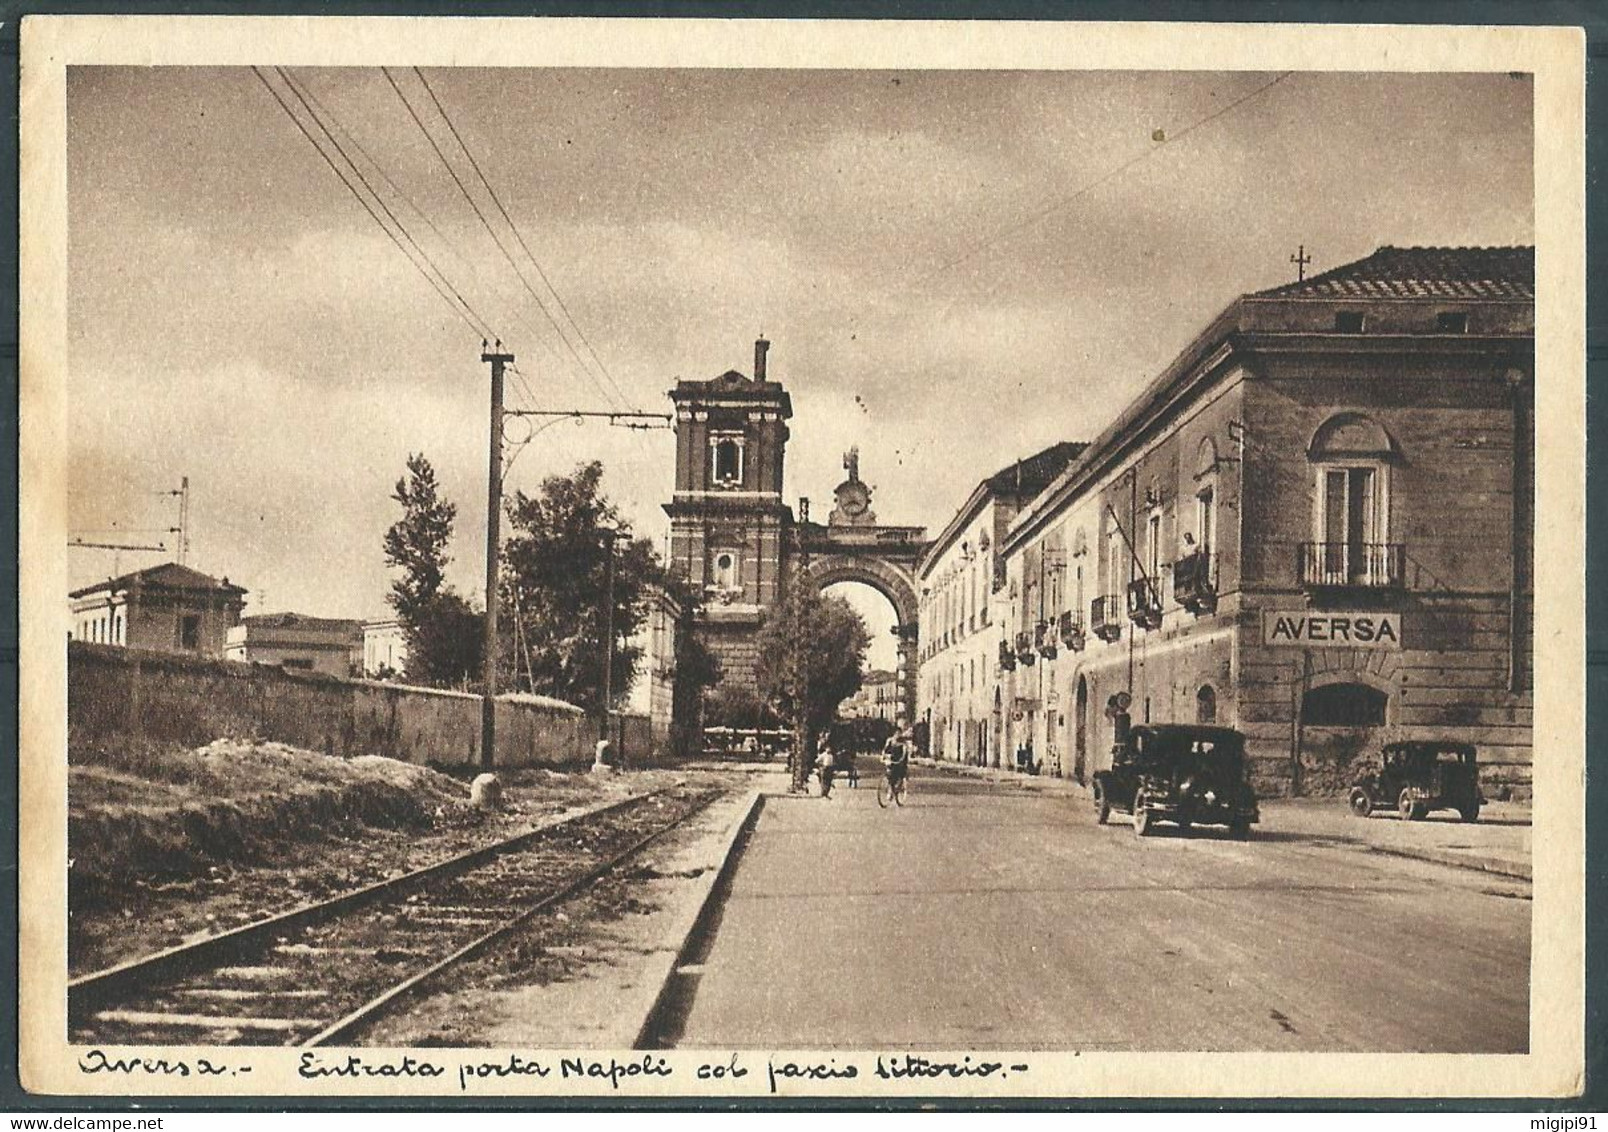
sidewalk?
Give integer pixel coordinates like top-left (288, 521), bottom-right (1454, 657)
top-left (1264, 798), bottom-right (1531, 880)
top-left (915, 756), bottom-right (1531, 881)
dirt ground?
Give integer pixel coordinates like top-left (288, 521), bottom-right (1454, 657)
top-left (67, 738), bottom-right (751, 976)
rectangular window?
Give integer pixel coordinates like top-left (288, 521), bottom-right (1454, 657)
top-left (179, 614), bottom-right (202, 651)
top-left (1197, 487), bottom-right (1215, 556)
top-left (710, 434), bottom-right (745, 486)
top-left (1435, 311), bottom-right (1469, 334)
top-left (1335, 311), bottom-right (1365, 333)
top-left (1320, 466), bottom-right (1378, 581)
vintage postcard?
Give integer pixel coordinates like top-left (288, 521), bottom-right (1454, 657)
top-left (17, 16), bottom-right (1586, 1100)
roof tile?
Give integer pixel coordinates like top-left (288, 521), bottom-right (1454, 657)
top-left (1254, 245), bottom-right (1534, 301)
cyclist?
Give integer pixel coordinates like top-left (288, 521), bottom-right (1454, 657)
top-left (882, 728), bottom-right (910, 793)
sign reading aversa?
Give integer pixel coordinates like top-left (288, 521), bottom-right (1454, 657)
top-left (1262, 611), bottom-right (1402, 648)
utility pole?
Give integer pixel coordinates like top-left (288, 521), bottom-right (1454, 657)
top-left (789, 497), bottom-right (813, 793)
top-left (481, 343), bottom-right (514, 770)
top-left (600, 528), bottom-right (621, 745)
top-left (159, 478), bottom-right (191, 565)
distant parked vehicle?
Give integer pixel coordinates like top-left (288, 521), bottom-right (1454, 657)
top-left (1092, 724), bottom-right (1260, 838)
top-left (1349, 740), bottom-right (1483, 822)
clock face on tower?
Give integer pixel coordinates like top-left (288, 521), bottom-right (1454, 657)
top-left (837, 480), bottom-right (871, 518)
top-left (829, 458), bottom-right (877, 527)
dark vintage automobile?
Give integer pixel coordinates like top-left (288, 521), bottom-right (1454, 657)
top-left (1349, 741), bottom-right (1483, 822)
top-left (1092, 724), bottom-right (1260, 838)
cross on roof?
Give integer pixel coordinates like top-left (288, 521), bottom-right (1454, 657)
top-left (1290, 244), bottom-right (1312, 282)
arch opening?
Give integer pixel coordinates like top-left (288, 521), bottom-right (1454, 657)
top-left (804, 554), bottom-right (920, 728)
top-left (1301, 682), bottom-right (1388, 727)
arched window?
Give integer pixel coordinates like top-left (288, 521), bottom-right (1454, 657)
top-left (1196, 684), bottom-right (1217, 724)
top-left (712, 551), bottom-right (739, 591)
top-left (710, 432), bottom-right (745, 487)
top-left (1301, 682), bottom-right (1388, 727)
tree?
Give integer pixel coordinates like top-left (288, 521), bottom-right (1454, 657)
top-left (407, 591), bottom-right (483, 690)
top-left (501, 461), bottom-right (659, 716)
top-left (703, 685), bottom-right (771, 731)
top-left (754, 584), bottom-right (871, 789)
top-left (383, 454), bottom-right (455, 623)
top-left (655, 572), bottom-right (723, 756)
top-left (383, 454), bottom-right (479, 689)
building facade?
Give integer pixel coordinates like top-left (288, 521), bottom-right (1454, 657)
top-left (916, 442), bottom-right (1086, 766)
top-left (69, 562), bottom-right (246, 658)
top-left (841, 669), bottom-right (900, 722)
top-left (363, 618), bottom-right (409, 677)
top-left (994, 246), bottom-right (1533, 796)
top-left (225, 612), bottom-right (364, 677)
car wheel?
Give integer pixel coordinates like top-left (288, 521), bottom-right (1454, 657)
top-left (1093, 783), bottom-right (1111, 825)
top-left (1398, 788), bottom-right (1419, 821)
top-left (1133, 797), bottom-right (1153, 838)
top-left (1349, 790), bottom-right (1373, 818)
top-left (1459, 803), bottom-right (1481, 823)
top-left (1229, 820), bottom-right (1252, 840)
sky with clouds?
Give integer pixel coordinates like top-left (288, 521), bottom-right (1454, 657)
top-left (67, 66), bottom-right (1533, 669)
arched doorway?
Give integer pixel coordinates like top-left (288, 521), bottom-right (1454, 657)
top-left (802, 554), bottom-right (920, 725)
top-left (1074, 675), bottom-right (1089, 784)
top-left (820, 579), bottom-right (905, 726)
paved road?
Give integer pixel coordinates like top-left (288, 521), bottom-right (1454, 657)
top-left (663, 769), bottom-right (1530, 1053)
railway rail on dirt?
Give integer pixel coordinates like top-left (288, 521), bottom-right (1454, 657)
top-left (70, 785), bottom-right (722, 1047)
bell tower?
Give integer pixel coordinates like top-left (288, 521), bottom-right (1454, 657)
top-left (663, 339), bottom-right (794, 694)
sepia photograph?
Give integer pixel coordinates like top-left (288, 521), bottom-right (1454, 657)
top-left (17, 16), bottom-right (1586, 1100)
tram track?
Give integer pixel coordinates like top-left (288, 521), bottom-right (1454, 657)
top-left (69, 784), bottom-right (722, 1047)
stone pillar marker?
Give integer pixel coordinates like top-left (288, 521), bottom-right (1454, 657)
top-left (469, 772), bottom-right (503, 810)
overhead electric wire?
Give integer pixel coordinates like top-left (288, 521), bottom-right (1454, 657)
top-left (888, 71), bottom-right (1295, 305)
top-left (412, 66), bottom-right (638, 414)
top-left (280, 68), bottom-right (482, 287)
top-left (380, 66), bottom-right (622, 410)
top-left (250, 66), bottom-right (492, 341)
top-left (374, 66), bottom-right (587, 397)
top-left (274, 66), bottom-right (502, 344)
top-left (283, 69), bottom-right (585, 387)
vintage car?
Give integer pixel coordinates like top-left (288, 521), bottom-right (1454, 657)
top-left (1349, 740), bottom-right (1483, 822)
top-left (1092, 724), bottom-right (1260, 838)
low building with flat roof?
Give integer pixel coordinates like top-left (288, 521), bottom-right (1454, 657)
top-left (225, 612), bottom-right (363, 677)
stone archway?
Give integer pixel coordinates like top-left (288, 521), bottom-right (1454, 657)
top-left (802, 552), bottom-right (921, 726)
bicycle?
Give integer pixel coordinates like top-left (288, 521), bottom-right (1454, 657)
top-left (877, 769), bottom-right (908, 808)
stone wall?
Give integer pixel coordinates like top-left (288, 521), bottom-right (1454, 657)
top-left (67, 641), bottom-right (619, 770)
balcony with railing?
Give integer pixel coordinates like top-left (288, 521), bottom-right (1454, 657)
top-left (1035, 619), bottom-right (1057, 659)
top-left (1058, 609), bottom-right (1086, 651)
top-left (1014, 629), bottom-right (1036, 665)
top-left (1126, 578), bottom-right (1162, 630)
top-left (997, 638), bottom-right (1016, 672)
top-left (1090, 595), bottom-right (1122, 643)
top-left (1298, 542), bottom-right (1405, 590)
top-left (1173, 550), bottom-right (1218, 614)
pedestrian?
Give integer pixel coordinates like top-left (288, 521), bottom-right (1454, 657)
top-left (817, 743), bottom-right (836, 798)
